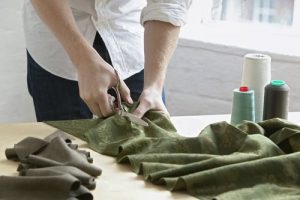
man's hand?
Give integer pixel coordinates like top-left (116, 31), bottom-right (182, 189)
top-left (31, 0), bottom-right (133, 118)
top-left (76, 49), bottom-right (133, 117)
top-left (134, 21), bottom-right (180, 118)
top-left (133, 89), bottom-right (169, 118)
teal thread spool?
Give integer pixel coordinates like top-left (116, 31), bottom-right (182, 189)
top-left (263, 80), bottom-right (290, 120)
top-left (231, 86), bottom-right (255, 125)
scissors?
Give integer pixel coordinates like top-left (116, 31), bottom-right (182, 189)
top-left (110, 69), bottom-right (149, 127)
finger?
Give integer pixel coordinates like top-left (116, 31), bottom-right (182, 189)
top-left (133, 99), bottom-right (150, 118)
top-left (108, 95), bottom-right (115, 103)
top-left (97, 92), bottom-right (114, 117)
top-left (108, 95), bottom-right (116, 111)
top-left (119, 80), bottom-right (133, 104)
top-left (79, 87), bottom-right (103, 117)
top-left (161, 107), bottom-right (170, 117)
top-left (153, 103), bottom-right (169, 114)
top-left (87, 101), bottom-right (103, 117)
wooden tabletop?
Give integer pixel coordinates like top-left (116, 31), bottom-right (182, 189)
top-left (1, 113), bottom-right (299, 199)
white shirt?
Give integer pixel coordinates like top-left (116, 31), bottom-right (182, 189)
top-left (23, 0), bottom-right (192, 81)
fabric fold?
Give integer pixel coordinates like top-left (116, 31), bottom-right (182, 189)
top-left (47, 109), bottom-right (300, 200)
top-left (6, 134), bottom-right (102, 177)
top-left (3, 132), bottom-right (101, 200)
top-left (0, 174), bottom-right (92, 200)
top-left (20, 166), bottom-right (97, 190)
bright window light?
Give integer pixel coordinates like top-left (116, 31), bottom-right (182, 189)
top-left (182, 0), bottom-right (300, 56)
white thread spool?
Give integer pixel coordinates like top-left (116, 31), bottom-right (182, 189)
top-left (241, 53), bottom-right (271, 122)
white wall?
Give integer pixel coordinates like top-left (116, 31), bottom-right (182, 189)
top-left (0, 1), bottom-right (36, 123)
top-left (1, 1), bottom-right (300, 123)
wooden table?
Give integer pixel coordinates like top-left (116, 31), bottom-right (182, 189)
top-left (1, 113), bottom-right (299, 199)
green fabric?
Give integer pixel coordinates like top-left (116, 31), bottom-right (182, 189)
top-left (46, 110), bottom-right (300, 200)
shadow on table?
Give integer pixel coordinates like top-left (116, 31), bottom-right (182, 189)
top-left (0, 159), bottom-right (19, 175)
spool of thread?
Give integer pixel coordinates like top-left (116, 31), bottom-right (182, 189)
top-left (263, 80), bottom-right (290, 120)
top-left (231, 86), bottom-right (255, 125)
top-left (241, 53), bottom-right (271, 122)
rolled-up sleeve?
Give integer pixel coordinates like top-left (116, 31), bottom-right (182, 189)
top-left (141, 0), bottom-right (192, 26)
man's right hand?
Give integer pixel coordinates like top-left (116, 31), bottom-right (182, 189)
top-left (31, 0), bottom-right (133, 118)
top-left (76, 48), bottom-right (133, 118)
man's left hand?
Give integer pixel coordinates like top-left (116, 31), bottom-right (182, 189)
top-left (133, 89), bottom-right (169, 118)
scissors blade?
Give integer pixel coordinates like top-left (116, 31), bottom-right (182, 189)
top-left (119, 111), bottom-right (149, 127)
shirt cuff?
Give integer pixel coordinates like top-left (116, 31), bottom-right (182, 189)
top-left (141, 1), bottom-right (192, 27)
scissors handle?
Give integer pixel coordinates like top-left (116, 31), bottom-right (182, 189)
top-left (110, 69), bottom-right (122, 111)
top-left (113, 68), bottom-right (121, 90)
top-left (111, 69), bottom-right (149, 127)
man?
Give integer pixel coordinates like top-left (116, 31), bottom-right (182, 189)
top-left (24, 0), bottom-right (192, 121)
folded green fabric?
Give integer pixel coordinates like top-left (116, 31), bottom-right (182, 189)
top-left (47, 110), bottom-right (300, 200)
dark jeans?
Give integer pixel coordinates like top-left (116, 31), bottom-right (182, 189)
top-left (27, 32), bottom-right (145, 121)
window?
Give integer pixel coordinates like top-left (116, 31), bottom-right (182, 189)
top-left (181, 0), bottom-right (300, 56)
top-left (219, 0), bottom-right (294, 26)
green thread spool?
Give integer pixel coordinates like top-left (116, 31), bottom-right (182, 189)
top-left (263, 80), bottom-right (290, 120)
top-left (231, 86), bottom-right (255, 125)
